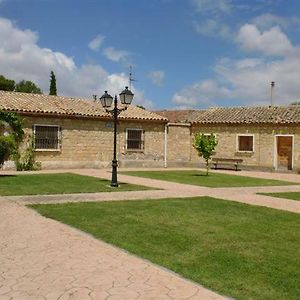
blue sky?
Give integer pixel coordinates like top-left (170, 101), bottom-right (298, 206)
top-left (0, 0), bottom-right (300, 109)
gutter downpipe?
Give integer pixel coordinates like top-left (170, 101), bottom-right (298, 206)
top-left (164, 123), bottom-right (168, 168)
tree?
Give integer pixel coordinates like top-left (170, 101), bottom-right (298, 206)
top-left (49, 71), bottom-right (57, 95)
top-left (0, 111), bottom-right (24, 167)
top-left (15, 80), bottom-right (42, 94)
top-left (0, 75), bottom-right (15, 91)
top-left (291, 101), bottom-right (300, 105)
top-left (193, 133), bottom-right (218, 175)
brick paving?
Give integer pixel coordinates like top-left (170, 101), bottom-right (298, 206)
top-left (1, 168), bottom-right (300, 299)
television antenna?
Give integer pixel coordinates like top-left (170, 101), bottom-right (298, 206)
top-left (129, 65), bottom-right (137, 90)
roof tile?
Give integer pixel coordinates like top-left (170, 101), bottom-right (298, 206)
top-left (0, 91), bottom-right (167, 122)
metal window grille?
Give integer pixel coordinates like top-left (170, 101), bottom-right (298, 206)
top-left (126, 129), bottom-right (144, 150)
top-left (238, 136), bottom-right (253, 151)
top-left (34, 125), bottom-right (60, 150)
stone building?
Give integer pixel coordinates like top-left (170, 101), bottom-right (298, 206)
top-left (0, 91), bottom-right (168, 169)
top-left (156, 106), bottom-right (300, 172)
top-left (1, 90), bottom-right (300, 172)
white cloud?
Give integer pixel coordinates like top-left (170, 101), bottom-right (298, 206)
top-left (172, 79), bottom-right (231, 107)
top-left (195, 19), bottom-right (231, 38)
top-left (88, 34), bottom-right (104, 51)
top-left (103, 47), bottom-right (129, 63)
top-left (148, 70), bottom-right (165, 86)
top-left (236, 24), bottom-right (295, 56)
top-left (252, 13), bottom-right (300, 31)
top-left (191, 0), bottom-right (232, 14)
top-left (0, 17), bottom-right (152, 108)
top-left (172, 22), bottom-right (300, 108)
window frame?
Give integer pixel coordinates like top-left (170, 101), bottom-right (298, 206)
top-left (125, 128), bottom-right (144, 152)
top-left (33, 124), bottom-right (62, 152)
top-left (236, 134), bottom-right (255, 153)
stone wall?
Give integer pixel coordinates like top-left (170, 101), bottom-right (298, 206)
top-left (6, 115), bottom-right (166, 169)
top-left (166, 124), bottom-right (192, 167)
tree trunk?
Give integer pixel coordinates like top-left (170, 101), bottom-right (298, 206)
top-left (206, 159), bottom-right (209, 176)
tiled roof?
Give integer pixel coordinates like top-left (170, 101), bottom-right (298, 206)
top-left (0, 91), bottom-right (167, 122)
top-left (192, 106), bottom-right (300, 124)
top-left (153, 110), bottom-right (206, 123)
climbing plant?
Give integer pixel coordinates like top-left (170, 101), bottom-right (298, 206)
top-left (0, 111), bottom-right (24, 166)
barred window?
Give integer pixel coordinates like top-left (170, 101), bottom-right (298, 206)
top-left (126, 129), bottom-right (144, 150)
top-left (238, 135), bottom-right (254, 152)
top-left (34, 125), bottom-right (61, 150)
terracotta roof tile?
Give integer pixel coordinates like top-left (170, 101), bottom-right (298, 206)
top-left (153, 110), bottom-right (206, 123)
top-left (0, 91), bottom-right (167, 122)
top-left (192, 106), bottom-right (300, 124)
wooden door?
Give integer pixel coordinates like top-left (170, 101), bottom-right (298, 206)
top-left (277, 136), bottom-right (293, 170)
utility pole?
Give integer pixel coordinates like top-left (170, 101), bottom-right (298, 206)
top-left (271, 81), bottom-right (275, 106)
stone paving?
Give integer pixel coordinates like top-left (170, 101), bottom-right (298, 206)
top-left (1, 168), bottom-right (300, 300)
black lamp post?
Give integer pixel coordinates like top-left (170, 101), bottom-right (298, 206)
top-left (99, 87), bottom-right (134, 187)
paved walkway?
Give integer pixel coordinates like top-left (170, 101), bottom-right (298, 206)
top-left (1, 168), bottom-right (300, 300)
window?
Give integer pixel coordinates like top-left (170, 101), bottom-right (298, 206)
top-left (237, 135), bottom-right (254, 152)
top-left (126, 129), bottom-right (144, 151)
top-left (34, 125), bottom-right (61, 150)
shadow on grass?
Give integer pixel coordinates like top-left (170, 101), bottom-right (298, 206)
top-left (0, 175), bottom-right (17, 177)
top-left (190, 174), bottom-right (209, 177)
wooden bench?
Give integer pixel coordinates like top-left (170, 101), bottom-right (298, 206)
top-left (211, 158), bottom-right (243, 171)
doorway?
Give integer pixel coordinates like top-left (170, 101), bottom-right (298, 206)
top-left (276, 136), bottom-right (293, 171)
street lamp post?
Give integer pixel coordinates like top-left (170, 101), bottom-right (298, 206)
top-left (99, 87), bottom-right (134, 187)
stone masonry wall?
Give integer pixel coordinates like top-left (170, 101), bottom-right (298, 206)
top-left (166, 125), bottom-right (191, 166)
top-left (12, 116), bottom-right (166, 169)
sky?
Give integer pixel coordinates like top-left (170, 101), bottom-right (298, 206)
top-left (0, 0), bottom-right (300, 109)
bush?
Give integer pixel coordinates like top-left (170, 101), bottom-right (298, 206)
top-left (13, 137), bottom-right (41, 171)
top-left (0, 135), bottom-right (16, 166)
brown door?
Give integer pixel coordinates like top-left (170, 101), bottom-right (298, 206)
top-left (277, 136), bottom-right (293, 170)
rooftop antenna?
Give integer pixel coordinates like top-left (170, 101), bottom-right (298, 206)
top-left (129, 65), bottom-right (137, 90)
top-left (271, 81), bottom-right (275, 106)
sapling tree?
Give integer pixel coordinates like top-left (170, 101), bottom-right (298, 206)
top-left (193, 133), bottom-right (218, 175)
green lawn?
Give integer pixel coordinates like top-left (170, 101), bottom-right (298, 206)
top-left (260, 191), bottom-right (300, 201)
top-left (121, 170), bottom-right (295, 187)
top-left (0, 173), bottom-right (151, 196)
top-left (31, 197), bottom-right (300, 300)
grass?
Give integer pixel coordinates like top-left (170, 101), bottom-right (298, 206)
top-left (259, 191), bottom-right (300, 201)
top-left (31, 197), bottom-right (300, 300)
top-left (121, 170), bottom-right (295, 187)
top-left (0, 173), bottom-right (152, 196)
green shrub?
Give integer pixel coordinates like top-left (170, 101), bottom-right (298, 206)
top-left (0, 135), bottom-right (16, 166)
top-left (13, 137), bottom-right (41, 171)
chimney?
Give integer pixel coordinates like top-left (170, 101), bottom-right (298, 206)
top-left (271, 81), bottom-right (275, 106)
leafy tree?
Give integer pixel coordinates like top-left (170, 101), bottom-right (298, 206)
top-left (15, 80), bottom-right (42, 94)
top-left (49, 71), bottom-right (57, 95)
top-left (0, 75), bottom-right (15, 91)
top-left (0, 111), bottom-right (24, 167)
top-left (291, 101), bottom-right (300, 105)
top-left (193, 133), bottom-right (218, 175)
